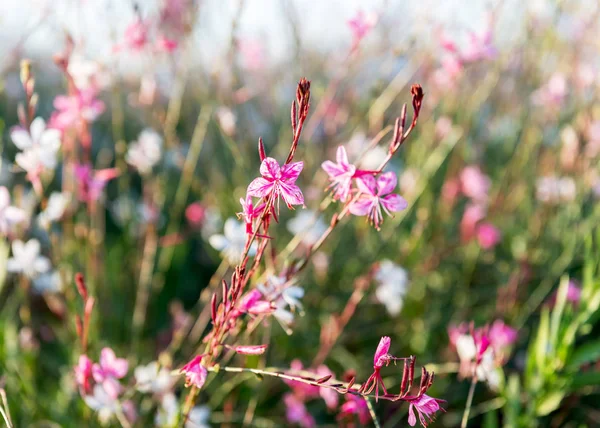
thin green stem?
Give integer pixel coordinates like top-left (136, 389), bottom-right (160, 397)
top-left (461, 376), bottom-right (478, 428)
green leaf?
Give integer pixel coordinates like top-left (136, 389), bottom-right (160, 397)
top-left (536, 391), bottom-right (565, 416)
top-left (568, 340), bottom-right (600, 369)
top-left (571, 370), bottom-right (600, 390)
top-left (536, 309), bottom-right (551, 371)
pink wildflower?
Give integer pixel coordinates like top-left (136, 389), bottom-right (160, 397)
top-left (488, 320), bottom-right (518, 362)
top-left (407, 394), bottom-right (445, 427)
top-left (50, 90), bottom-right (105, 132)
top-left (548, 280), bottom-right (582, 307)
top-left (236, 289), bottom-right (273, 316)
top-left (321, 146), bottom-right (357, 202)
top-left (339, 394), bottom-right (370, 425)
top-left (185, 202), bottom-right (206, 228)
top-left (358, 336), bottom-right (400, 401)
top-left (476, 223), bottom-right (501, 249)
top-left (115, 18), bottom-right (149, 52)
top-left (180, 355), bottom-right (207, 389)
top-left (347, 10), bottom-right (377, 48)
top-left (284, 393), bottom-right (315, 428)
top-left (92, 348), bottom-right (128, 399)
top-left (349, 172), bottom-right (408, 230)
top-left (247, 157), bottom-right (304, 209)
top-left (74, 163), bottom-right (119, 203)
top-left (238, 196), bottom-right (266, 234)
top-left (285, 360), bottom-right (338, 410)
top-left (75, 355), bottom-right (93, 395)
top-left (459, 165), bottom-right (490, 202)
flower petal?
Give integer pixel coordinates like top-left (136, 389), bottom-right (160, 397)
top-left (208, 234), bottom-right (228, 251)
top-left (30, 117), bottom-right (46, 143)
top-left (281, 161), bottom-right (303, 182)
top-left (356, 175), bottom-right (377, 196)
top-left (381, 194), bottom-right (408, 213)
top-left (336, 146), bottom-right (349, 166)
top-left (34, 256), bottom-right (51, 274)
top-left (348, 196), bottom-right (373, 216)
top-left (321, 160), bottom-right (346, 177)
top-left (11, 129), bottom-right (33, 150)
top-left (377, 172), bottom-right (398, 196)
top-left (259, 157), bottom-right (281, 180)
top-left (279, 182), bottom-right (304, 206)
top-left (40, 129), bottom-right (61, 147)
top-left (247, 177), bottom-right (274, 198)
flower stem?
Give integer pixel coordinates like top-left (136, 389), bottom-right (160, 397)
top-left (365, 398), bottom-right (381, 428)
top-left (461, 375), bottom-right (478, 428)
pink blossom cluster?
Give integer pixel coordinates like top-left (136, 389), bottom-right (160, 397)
top-left (322, 146), bottom-right (408, 230)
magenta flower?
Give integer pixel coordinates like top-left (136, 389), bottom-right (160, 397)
top-left (407, 394), bottom-right (445, 427)
top-left (238, 196), bottom-right (266, 234)
top-left (488, 320), bottom-right (518, 358)
top-left (50, 90), bottom-right (105, 132)
top-left (75, 355), bottom-right (93, 395)
top-left (285, 360), bottom-right (338, 410)
top-left (349, 172), bottom-right (408, 230)
top-left (74, 163), bottom-right (119, 203)
top-left (321, 146), bottom-right (357, 202)
top-left (114, 18), bottom-right (149, 52)
top-left (92, 348), bottom-right (128, 399)
top-left (359, 336), bottom-right (400, 401)
top-left (476, 223), bottom-right (501, 249)
top-left (284, 393), bottom-right (315, 428)
top-left (247, 157), bottom-right (304, 209)
top-left (180, 355), bottom-right (207, 389)
top-left (235, 289), bottom-right (274, 317)
top-left (549, 280), bottom-right (582, 307)
top-left (339, 395), bottom-right (370, 425)
top-left (347, 10), bottom-right (377, 48)
top-left (185, 202), bottom-right (206, 228)
top-left (460, 204), bottom-right (486, 242)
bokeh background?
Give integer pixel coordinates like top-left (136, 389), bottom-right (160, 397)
top-left (1, 0), bottom-right (600, 426)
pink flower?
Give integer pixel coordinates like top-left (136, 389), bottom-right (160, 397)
top-left (548, 280), bottom-right (582, 307)
top-left (339, 395), bottom-right (370, 425)
top-left (285, 360), bottom-right (338, 410)
top-left (50, 90), bottom-right (105, 132)
top-left (238, 196), bottom-right (266, 234)
top-left (349, 172), bottom-right (408, 230)
top-left (236, 289), bottom-right (273, 316)
top-left (373, 336), bottom-right (392, 368)
top-left (407, 394), bottom-right (445, 427)
top-left (284, 393), bottom-right (315, 428)
top-left (441, 178), bottom-right (461, 204)
top-left (460, 166), bottom-right (490, 202)
top-left (75, 355), bottom-right (93, 394)
top-left (488, 320), bottom-right (518, 360)
top-left (74, 163), bottom-right (119, 203)
top-left (180, 355), bottom-right (207, 389)
top-left (233, 344), bottom-right (268, 355)
top-left (247, 157), bottom-right (304, 209)
top-left (477, 223), bottom-right (501, 249)
top-left (115, 18), bottom-right (149, 52)
top-left (321, 146), bottom-right (357, 202)
top-left (347, 10), bottom-right (377, 48)
top-left (237, 40), bottom-right (266, 71)
top-left (185, 202), bottom-right (206, 228)
top-left (460, 204), bottom-right (485, 242)
top-left (155, 35), bottom-right (178, 52)
top-left (92, 348), bottom-right (128, 399)
top-left (359, 336), bottom-right (401, 401)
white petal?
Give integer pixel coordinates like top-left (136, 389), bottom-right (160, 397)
top-left (208, 235), bottom-right (228, 251)
top-left (11, 129), bottom-right (33, 150)
top-left (29, 118), bottom-right (46, 143)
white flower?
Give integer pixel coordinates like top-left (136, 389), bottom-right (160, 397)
top-left (209, 218), bottom-right (255, 264)
top-left (155, 393), bottom-right (178, 426)
top-left (476, 348), bottom-right (502, 390)
top-left (32, 270), bottom-right (63, 293)
top-left (216, 107), bottom-right (236, 136)
top-left (11, 118), bottom-right (61, 175)
top-left (68, 54), bottom-right (110, 91)
top-left (287, 210), bottom-right (327, 245)
top-left (7, 239), bottom-right (51, 279)
top-left (126, 129), bottom-right (162, 174)
top-left (84, 385), bottom-right (120, 424)
top-left (258, 275), bottom-right (305, 333)
top-left (536, 176), bottom-right (576, 203)
top-left (134, 362), bottom-right (175, 394)
top-left (374, 260), bottom-right (409, 316)
top-left (0, 186), bottom-right (27, 235)
top-left (38, 192), bottom-right (69, 228)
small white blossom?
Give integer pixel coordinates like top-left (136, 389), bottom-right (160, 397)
top-left (11, 118), bottom-right (61, 176)
top-left (84, 385), bottom-right (120, 424)
top-left (134, 362), bottom-right (175, 394)
top-left (32, 270), bottom-right (63, 293)
top-left (0, 186), bottom-right (27, 235)
top-left (287, 210), bottom-right (327, 245)
top-left (374, 260), bottom-right (409, 316)
top-left (258, 275), bottom-right (305, 333)
top-left (209, 218), bottom-right (255, 264)
top-left (38, 192), bottom-right (69, 228)
top-left (126, 129), bottom-right (163, 174)
top-left (7, 239), bottom-right (51, 279)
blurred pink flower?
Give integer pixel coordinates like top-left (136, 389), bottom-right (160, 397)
top-left (180, 355), bottom-right (207, 389)
top-left (339, 395), bottom-right (370, 425)
top-left (156, 35), bottom-right (178, 52)
top-left (347, 10), bottom-right (377, 48)
top-left (460, 204), bottom-right (485, 242)
top-left (321, 146), bottom-right (357, 202)
top-left (476, 223), bottom-right (501, 249)
top-left (531, 73), bottom-right (567, 107)
top-left (441, 178), bottom-right (461, 204)
top-left (407, 394), bottom-right (445, 427)
top-left (74, 164), bottom-right (119, 203)
top-left (236, 289), bottom-right (273, 316)
top-left (185, 202), bottom-right (206, 228)
top-left (548, 280), bottom-right (582, 307)
top-left (75, 355), bottom-right (93, 395)
top-left (92, 348), bottom-right (128, 399)
top-left (238, 40), bottom-right (265, 71)
top-left (460, 165), bottom-right (490, 202)
top-left (285, 360), bottom-right (338, 410)
top-left (488, 320), bottom-right (518, 360)
top-left (284, 393), bottom-right (315, 428)
top-left (349, 172), bottom-right (408, 230)
top-left (115, 18), bottom-right (149, 52)
top-left (50, 90), bottom-right (105, 132)
top-left (247, 157), bottom-right (304, 209)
